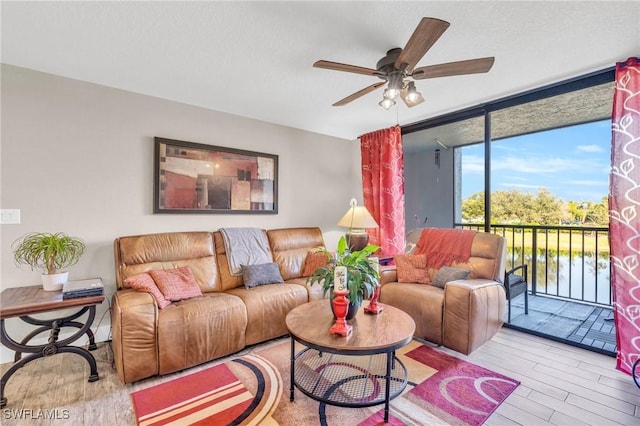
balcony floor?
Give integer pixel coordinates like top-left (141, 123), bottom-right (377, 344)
top-left (504, 293), bottom-right (617, 356)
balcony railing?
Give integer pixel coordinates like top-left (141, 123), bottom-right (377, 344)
top-left (456, 223), bottom-right (611, 307)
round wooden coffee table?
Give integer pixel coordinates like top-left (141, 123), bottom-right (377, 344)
top-left (285, 300), bottom-right (415, 423)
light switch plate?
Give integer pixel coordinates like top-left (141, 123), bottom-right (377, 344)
top-left (1, 209), bottom-right (21, 224)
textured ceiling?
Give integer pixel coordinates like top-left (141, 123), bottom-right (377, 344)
top-left (2, 1), bottom-right (639, 140)
top-left (403, 81), bottom-right (615, 153)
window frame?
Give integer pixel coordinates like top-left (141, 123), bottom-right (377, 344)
top-left (401, 66), bottom-right (615, 228)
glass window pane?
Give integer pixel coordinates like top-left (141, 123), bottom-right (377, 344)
top-left (458, 142), bottom-right (485, 225)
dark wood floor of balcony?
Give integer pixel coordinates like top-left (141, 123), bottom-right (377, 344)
top-left (504, 293), bottom-right (617, 357)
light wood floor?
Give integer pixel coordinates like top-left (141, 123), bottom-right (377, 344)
top-left (1, 328), bottom-right (638, 425)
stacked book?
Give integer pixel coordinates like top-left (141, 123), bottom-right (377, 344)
top-left (62, 278), bottom-right (104, 300)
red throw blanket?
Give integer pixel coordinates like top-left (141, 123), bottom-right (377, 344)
top-left (415, 228), bottom-right (476, 270)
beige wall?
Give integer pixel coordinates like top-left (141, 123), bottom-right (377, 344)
top-left (0, 65), bottom-right (362, 362)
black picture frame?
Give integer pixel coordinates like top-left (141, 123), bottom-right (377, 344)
top-left (154, 137), bottom-right (278, 214)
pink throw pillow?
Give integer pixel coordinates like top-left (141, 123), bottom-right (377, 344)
top-left (149, 266), bottom-right (203, 301)
top-left (394, 254), bottom-right (430, 284)
top-left (124, 272), bottom-right (171, 309)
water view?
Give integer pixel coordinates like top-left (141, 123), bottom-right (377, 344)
top-left (465, 225), bottom-right (612, 307)
top-left (507, 250), bottom-right (611, 306)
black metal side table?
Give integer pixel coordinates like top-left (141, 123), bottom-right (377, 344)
top-left (0, 284), bottom-right (105, 408)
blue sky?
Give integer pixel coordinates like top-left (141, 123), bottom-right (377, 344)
top-left (460, 119), bottom-right (611, 203)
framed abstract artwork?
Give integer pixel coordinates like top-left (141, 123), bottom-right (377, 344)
top-left (154, 137), bottom-right (278, 214)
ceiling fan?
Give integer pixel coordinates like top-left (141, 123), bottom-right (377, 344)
top-left (313, 17), bottom-right (495, 109)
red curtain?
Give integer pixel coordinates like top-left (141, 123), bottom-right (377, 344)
top-left (360, 125), bottom-right (405, 256)
top-left (609, 57), bottom-right (640, 376)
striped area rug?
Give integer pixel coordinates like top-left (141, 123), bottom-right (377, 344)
top-left (131, 339), bottom-right (518, 425)
top-left (130, 354), bottom-right (281, 425)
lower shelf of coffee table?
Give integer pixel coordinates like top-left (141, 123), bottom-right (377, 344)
top-left (293, 347), bottom-right (408, 407)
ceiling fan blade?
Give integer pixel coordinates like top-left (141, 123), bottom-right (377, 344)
top-left (394, 17), bottom-right (450, 73)
top-left (411, 57), bottom-right (495, 80)
top-left (314, 60), bottom-right (377, 76)
top-left (332, 82), bottom-right (386, 106)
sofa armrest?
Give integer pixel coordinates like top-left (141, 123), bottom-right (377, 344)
top-left (379, 266), bottom-right (397, 285)
top-left (446, 278), bottom-right (502, 291)
top-left (111, 289), bottom-right (159, 383)
top-left (442, 279), bottom-right (505, 355)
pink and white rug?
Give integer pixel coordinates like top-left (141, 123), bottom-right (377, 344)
top-left (131, 340), bottom-right (519, 425)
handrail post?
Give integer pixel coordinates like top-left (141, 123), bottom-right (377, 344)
top-left (531, 228), bottom-right (537, 296)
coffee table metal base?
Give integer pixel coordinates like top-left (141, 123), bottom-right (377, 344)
top-left (290, 337), bottom-right (408, 423)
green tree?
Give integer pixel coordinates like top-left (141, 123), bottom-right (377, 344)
top-left (567, 201), bottom-right (583, 223)
top-left (462, 188), bottom-right (565, 225)
top-left (490, 189), bottom-right (533, 223)
top-left (461, 192), bottom-right (485, 222)
top-left (586, 196), bottom-right (609, 225)
top-left (532, 188), bottom-right (563, 225)
top-left (566, 197), bottom-right (609, 226)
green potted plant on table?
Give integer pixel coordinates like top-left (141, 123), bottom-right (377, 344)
top-left (306, 236), bottom-right (380, 319)
top-left (12, 232), bottom-right (86, 291)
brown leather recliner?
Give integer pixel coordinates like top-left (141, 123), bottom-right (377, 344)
top-left (380, 228), bottom-right (506, 355)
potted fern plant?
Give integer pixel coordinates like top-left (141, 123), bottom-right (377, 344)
top-left (306, 236), bottom-right (380, 319)
top-left (12, 232), bottom-right (86, 291)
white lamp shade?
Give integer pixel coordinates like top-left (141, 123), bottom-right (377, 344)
top-left (337, 199), bottom-right (378, 230)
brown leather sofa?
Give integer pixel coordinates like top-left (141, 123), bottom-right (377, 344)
top-left (379, 228), bottom-right (506, 355)
top-left (111, 227), bottom-right (325, 383)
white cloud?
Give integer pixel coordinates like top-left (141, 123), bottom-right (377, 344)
top-left (491, 155), bottom-right (609, 175)
top-left (502, 175), bottom-right (528, 182)
top-left (577, 144), bottom-right (603, 153)
top-left (566, 180), bottom-right (609, 186)
top-left (492, 144), bottom-right (523, 152)
top-left (491, 155), bottom-right (569, 174)
top-left (461, 154), bottom-right (484, 174)
top-left (501, 183), bottom-right (546, 189)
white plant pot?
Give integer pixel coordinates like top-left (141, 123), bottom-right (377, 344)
top-left (41, 271), bottom-right (69, 291)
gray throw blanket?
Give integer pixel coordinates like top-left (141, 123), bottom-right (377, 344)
top-left (219, 227), bottom-right (272, 276)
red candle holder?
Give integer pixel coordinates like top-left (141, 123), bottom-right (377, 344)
top-left (365, 283), bottom-right (383, 314)
top-left (329, 289), bottom-right (352, 336)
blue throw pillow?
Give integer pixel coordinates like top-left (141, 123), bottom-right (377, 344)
top-left (241, 262), bottom-right (284, 288)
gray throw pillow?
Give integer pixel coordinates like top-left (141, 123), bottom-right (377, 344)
top-left (241, 262), bottom-right (284, 288)
top-left (432, 266), bottom-right (471, 289)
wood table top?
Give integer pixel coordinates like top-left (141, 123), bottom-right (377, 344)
top-left (285, 299), bottom-right (415, 354)
top-left (0, 285), bottom-right (105, 319)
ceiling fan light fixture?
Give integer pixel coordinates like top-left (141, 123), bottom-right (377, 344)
top-left (379, 97), bottom-right (395, 110)
top-left (384, 72), bottom-right (404, 100)
top-left (383, 87), bottom-right (400, 100)
top-left (400, 81), bottom-right (425, 108)
top-left (404, 81), bottom-right (423, 103)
